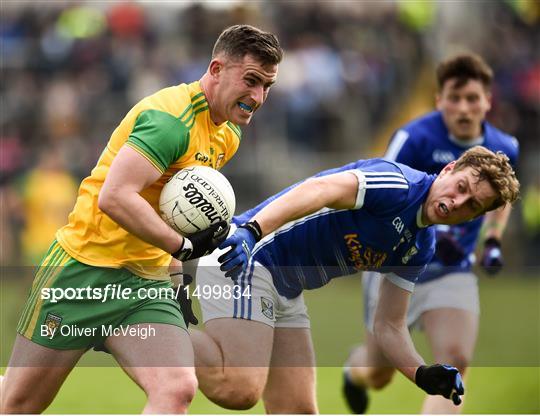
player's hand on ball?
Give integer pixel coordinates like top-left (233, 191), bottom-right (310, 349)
top-left (218, 221), bottom-right (262, 279)
top-left (435, 230), bottom-right (465, 265)
top-left (173, 221), bottom-right (229, 261)
top-left (480, 237), bottom-right (503, 275)
top-left (415, 364), bottom-right (465, 405)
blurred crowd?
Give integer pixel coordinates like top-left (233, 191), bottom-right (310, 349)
top-left (1, 1), bottom-right (539, 266)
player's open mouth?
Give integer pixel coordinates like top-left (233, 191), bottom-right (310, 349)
top-left (238, 102), bottom-right (254, 114)
top-left (438, 202), bottom-right (449, 216)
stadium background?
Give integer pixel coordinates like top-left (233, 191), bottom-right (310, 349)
top-left (1, 1), bottom-right (539, 413)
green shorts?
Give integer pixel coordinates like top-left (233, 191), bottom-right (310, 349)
top-left (17, 240), bottom-right (185, 350)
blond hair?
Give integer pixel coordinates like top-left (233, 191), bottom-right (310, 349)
top-left (454, 146), bottom-right (520, 211)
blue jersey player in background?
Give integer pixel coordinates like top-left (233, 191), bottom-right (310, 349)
top-left (189, 146), bottom-right (519, 413)
top-left (344, 53), bottom-right (519, 414)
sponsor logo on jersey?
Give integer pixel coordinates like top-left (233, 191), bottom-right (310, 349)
top-left (344, 233), bottom-right (387, 271)
top-left (43, 313), bottom-right (62, 338)
top-left (432, 149), bottom-right (456, 164)
top-left (261, 296), bottom-right (275, 320)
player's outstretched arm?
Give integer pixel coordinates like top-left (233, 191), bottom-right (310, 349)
top-left (99, 145), bottom-right (184, 254)
top-left (219, 172), bottom-right (360, 278)
top-left (374, 277), bottom-right (465, 404)
top-left (480, 204), bottom-right (511, 275)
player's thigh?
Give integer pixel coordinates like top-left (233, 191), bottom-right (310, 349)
top-left (2, 335), bottom-right (84, 412)
top-left (263, 328), bottom-right (317, 413)
top-left (422, 308), bottom-right (478, 368)
top-left (104, 323), bottom-right (196, 394)
top-left (204, 318), bottom-right (273, 383)
top-left (418, 273), bottom-right (480, 367)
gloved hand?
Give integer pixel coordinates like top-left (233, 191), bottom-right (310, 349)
top-left (218, 221), bottom-right (262, 279)
top-left (172, 221), bottom-right (229, 261)
top-left (171, 272), bottom-right (198, 327)
top-left (415, 364), bottom-right (465, 405)
top-left (435, 231), bottom-right (465, 265)
top-left (480, 237), bottom-right (503, 275)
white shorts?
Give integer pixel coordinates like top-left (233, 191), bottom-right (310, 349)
top-left (363, 271), bottom-right (480, 332)
top-left (196, 246), bottom-right (310, 329)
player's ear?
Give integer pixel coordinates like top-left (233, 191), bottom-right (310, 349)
top-left (435, 93), bottom-right (442, 110)
top-left (208, 59), bottom-right (222, 78)
top-left (441, 160), bottom-right (456, 175)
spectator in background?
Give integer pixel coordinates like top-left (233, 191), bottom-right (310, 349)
top-left (17, 147), bottom-right (78, 265)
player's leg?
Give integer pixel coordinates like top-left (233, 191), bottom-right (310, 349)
top-left (417, 273), bottom-right (480, 414)
top-left (2, 242), bottom-right (88, 413)
top-left (346, 332), bottom-right (396, 390)
top-left (343, 272), bottom-right (398, 414)
top-left (192, 251), bottom-right (278, 410)
top-left (262, 327), bottom-right (318, 414)
top-left (104, 323), bottom-right (197, 414)
top-left (420, 308), bottom-right (478, 414)
top-left (1, 335), bottom-right (84, 413)
top-left (191, 319), bottom-right (273, 410)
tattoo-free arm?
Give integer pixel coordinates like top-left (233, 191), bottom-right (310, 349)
top-left (98, 145), bottom-right (183, 254)
top-left (251, 171), bottom-right (360, 237)
top-left (373, 277), bottom-right (425, 382)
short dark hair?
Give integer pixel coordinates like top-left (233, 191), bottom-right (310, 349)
top-left (212, 25), bottom-right (283, 66)
top-left (436, 53), bottom-right (493, 91)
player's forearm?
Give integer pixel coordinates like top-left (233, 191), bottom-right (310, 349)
top-left (252, 178), bottom-right (331, 237)
top-left (98, 190), bottom-right (182, 254)
top-left (483, 204), bottom-right (512, 240)
top-left (373, 318), bottom-right (425, 382)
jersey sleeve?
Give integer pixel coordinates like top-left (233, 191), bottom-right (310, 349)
top-left (126, 109), bottom-right (190, 173)
top-left (351, 164), bottom-right (410, 216)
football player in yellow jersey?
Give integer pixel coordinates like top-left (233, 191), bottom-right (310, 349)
top-left (1, 25), bottom-right (282, 414)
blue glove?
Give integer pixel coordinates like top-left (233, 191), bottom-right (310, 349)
top-left (415, 364), bottom-right (465, 405)
top-left (218, 221), bottom-right (262, 279)
top-left (480, 237), bottom-right (503, 275)
top-left (435, 231), bottom-right (465, 265)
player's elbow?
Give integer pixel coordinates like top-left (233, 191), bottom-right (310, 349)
top-left (98, 186), bottom-right (122, 216)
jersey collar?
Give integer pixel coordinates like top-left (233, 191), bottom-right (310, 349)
top-left (416, 205), bottom-right (429, 228)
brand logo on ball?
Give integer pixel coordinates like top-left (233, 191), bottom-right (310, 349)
top-left (182, 182), bottom-right (229, 225)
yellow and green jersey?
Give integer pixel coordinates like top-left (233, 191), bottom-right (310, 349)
top-left (56, 81), bottom-right (242, 279)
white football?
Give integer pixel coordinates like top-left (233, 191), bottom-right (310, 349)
top-left (159, 166), bottom-right (235, 236)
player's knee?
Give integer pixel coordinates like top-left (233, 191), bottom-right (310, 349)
top-left (439, 345), bottom-right (471, 373)
top-left (208, 372), bottom-right (263, 410)
top-left (1, 389), bottom-right (49, 414)
top-left (365, 367), bottom-right (395, 390)
top-left (148, 370), bottom-right (198, 410)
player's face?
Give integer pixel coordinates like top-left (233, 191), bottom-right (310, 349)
top-left (212, 54), bottom-right (278, 126)
top-left (423, 163), bottom-right (497, 225)
top-left (436, 78), bottom-right (491, 140)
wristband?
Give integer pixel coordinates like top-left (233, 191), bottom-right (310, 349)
top-left (239, 220), bottom-right (263, 242)
top-left (484, 237), bottom-right (501, 248)
top-left (172, 236), bottom-right (193, 260)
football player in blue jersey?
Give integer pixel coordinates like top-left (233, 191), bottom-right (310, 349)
top-left (343, 53), bottom-right (520, 414)
top-left (189, 146), bottom-right (519, 413)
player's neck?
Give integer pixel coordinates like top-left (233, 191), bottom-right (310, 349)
top-left (199, 74), bottom-right (225, 125)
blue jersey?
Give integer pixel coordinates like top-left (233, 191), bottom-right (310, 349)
top-left (385, 111), bottom-right (519, 282)
top-left (233, 159), bottom-right (436, 299)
